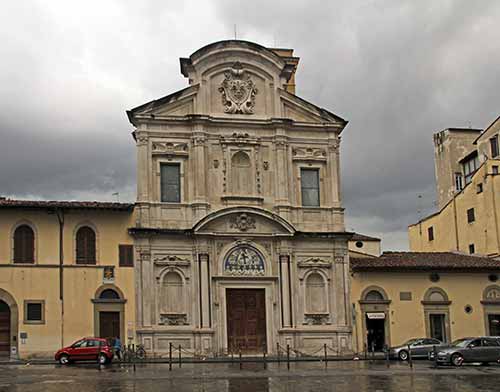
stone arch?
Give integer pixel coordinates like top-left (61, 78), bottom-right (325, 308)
top-left (222, 243), bottom-right (266, 276)
top-left (360, 286), bottom-right (389, 302)
top-left (0, 288), bottom-right (18, 359)
top-left (423, 287), bottom-right (450, 304)
top-left (10, 220), bottom-right (37, 263)
top-left (92, 284), bottom-right (126, 342)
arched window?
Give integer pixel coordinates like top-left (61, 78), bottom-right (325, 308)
top-left (428, 291), bottom-right (446, 302)
top-left (231, 151), bottom-right (251, 194)
top-left (13, 225), bottom-right (34, 263)
top-left (99, 289), bottom-right (120, 300)
top-left (306, 272), bottom-right (327, 313)
top-left (76, 226), bottom-right (96, 264)
top-left (365, 290), bottom-right (384, 301)
top-left (161, 272), bottom-right (184, 314)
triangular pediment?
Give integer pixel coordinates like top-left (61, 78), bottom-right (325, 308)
top-left (279, 89), bottom-right (346, 125)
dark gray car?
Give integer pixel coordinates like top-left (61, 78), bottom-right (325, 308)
top-left (435, 337), bottom-right (500, 366)
top-left (389, 338), bottom-right (444, 360)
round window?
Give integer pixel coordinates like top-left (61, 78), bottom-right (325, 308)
top-left (355, 241), bottom-right (363, 248)
top-left (429, 273), bottom-right (440, 283)
top-left (488, 274), bottom-right (498, 282)
top-left (464, 305), bottom-right (473, 314)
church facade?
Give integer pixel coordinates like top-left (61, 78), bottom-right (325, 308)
top-left (127, 40), bottom-right (352, 355)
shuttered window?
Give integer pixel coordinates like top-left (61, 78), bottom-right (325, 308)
top-left (119, 245), bottom-right (134, 267)
top-left (24, 300), bottom-right (44, 324)
top-left (13, 225), bottom-right (35, 263)
top-left (160, 163), bottom-right (181, 202)
top-left (76, 226), bottom-right (96, 264)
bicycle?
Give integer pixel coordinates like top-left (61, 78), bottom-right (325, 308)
top-left (121, 344), bottom-right (147, 362)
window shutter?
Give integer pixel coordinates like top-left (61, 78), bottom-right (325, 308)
top-left (119, 245), bottom-right (134, 267)
top-left (14, 225), bottom-right (34, 263)
top-left (76, 227), bottom-right (96, 264)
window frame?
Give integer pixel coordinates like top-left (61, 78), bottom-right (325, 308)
top-left (118, 244), bottom-right (134, 267)
top-left (12, 223), bottom-right (35, 264)
top-left (427, 226), bottom-right (434, 241)
top-left (75, 225), bottom-right (97, 265)
top-left (300, 167), bottom-right (321, 207)
top-left (490, 135), bottom-right (499, 158)
top-left (160, 162), bottom-right (182, 203)
top-left (23, 300), bottom-right (45, 325)
top-left (467, 208), bottom-right (475, 223)
top-left (454, 172), bottom-right (463, 191)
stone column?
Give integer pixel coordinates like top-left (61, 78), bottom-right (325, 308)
top-left (192, 129), bottom-right (209, 219)
top-left (279, 254), bottom-right (292, 327)
top-left (136, 130), bottom-right (151, 227)
top-left (199, 253), bottom-right (211, 329)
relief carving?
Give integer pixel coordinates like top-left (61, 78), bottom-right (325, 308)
top-left (218, 62), bottom-right (258, 114)
top-left (152, 142), bottom-right (189, 157)
top-left (229, 213), bottom-right (256, 232)
top-left (304, 313), bottom-right (330, 326)
top-left (297, 257), bottom-right (332, 268)
top-left (154, 255), bottom-right (190, 267)
top-left (159, 313), bottom-right (188, 326)
top-left (292, 147), bottom-right (327, 161)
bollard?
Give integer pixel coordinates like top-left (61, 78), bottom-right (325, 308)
top-left (97, 340), bottom-right (102, 370)
top-left (407, 344), bottom-right (413, 368)
top-left (324, 344), bottom-right (328, 368)
top-left (286, 344), bottom-right (290, 371)
top-left (277, 343), bottom-right (281, 365)
top-left (169, 342), bottom-right (172, 371)
top-left (178, 344), bottom-right (182, 368)
top-left (263, 347), bottom-right (267, 369)
top-left (239, 350), bottom-right (242, 370)
top-left (433, 345), bottom-right (438, 368)
top-left (364, 343), bottom-right (367, 360)
top-left (385, 345), bottom-right (389, 368)
top-left (231, 349), bottom-right (234, 364)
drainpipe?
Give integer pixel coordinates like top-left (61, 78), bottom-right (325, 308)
top-left (490, 170), bottom-right (500, 254)
top-left (55, 208), bottom-right (65, 348)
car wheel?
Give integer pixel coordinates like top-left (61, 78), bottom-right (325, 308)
top-left (451, 353), bottom-right (464, 367)
top-left (59, 354), bottom-right (70, 365)
top-left (98, 353), bottom-right (108, 365)
top-left (398, 350), bottom-right (409, 361)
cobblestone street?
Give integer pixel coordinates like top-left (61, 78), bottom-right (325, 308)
top-left (1, 361), bottom-right (500, 391)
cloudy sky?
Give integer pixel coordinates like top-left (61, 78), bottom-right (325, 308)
top-left (1, 0), bottom-right (499, 250)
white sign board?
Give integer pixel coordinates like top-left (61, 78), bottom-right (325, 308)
top-left (367, 312), bottom-right (385, 319)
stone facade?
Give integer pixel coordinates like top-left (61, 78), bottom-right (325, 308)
top-left (127, 40), bottom-right (352, 355)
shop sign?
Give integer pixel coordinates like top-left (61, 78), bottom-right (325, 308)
top-left (366, 312), bottom-right (385, 319)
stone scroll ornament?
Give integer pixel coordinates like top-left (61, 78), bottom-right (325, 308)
top-left (224, 246), bottom-right (265, 276)
top-left (218, 62), bottom-right (258, 114)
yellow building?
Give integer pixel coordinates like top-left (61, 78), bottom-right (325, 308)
top-left (409, 116), bottom-right (500, 257)
top-left (0, 199), bottom-right (136, 359)
top-left (351, 251), bottom-right (500, 353)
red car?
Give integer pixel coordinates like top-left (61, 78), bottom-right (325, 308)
top-left (55, 337), bottom-right (114, 365)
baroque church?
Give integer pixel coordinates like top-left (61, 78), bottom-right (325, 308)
top-left (127, 40), bottom-right (352, 355)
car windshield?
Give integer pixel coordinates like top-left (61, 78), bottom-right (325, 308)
top-left (404, 339), bottom-right (420, 345)
top-left (451, 339), bottom-right (470, 348)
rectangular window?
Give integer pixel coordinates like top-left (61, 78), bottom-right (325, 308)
top-left (491, 135), bottom-right (499, 158)
top-left (462, 155), bottom-right (479, 184)
top-left (427, 226), bottom-right (434, 241)
top-left (119, 245), bottom-right (134, 267)
top-left (300, 168), bottom-right (320, 207)
top-left (469, 243), bottom-right (475, 254)
top-left (160, 163), bottom-right (181, 203)
top-left (454, 173), bottom-right (463, 191)
top-left (24, 300), bottom-right (44, 324)
top-left (467, 208), bottom-right (475, 223)
top-left (400, 292), bottom-right (412, 301)
top-left (493, 165), bottom-right (499, 175)
top-left (477, 183), bottom-right (483, 193)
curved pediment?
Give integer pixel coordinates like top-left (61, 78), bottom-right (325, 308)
top-left (193, 207), bottom-right (295, 236)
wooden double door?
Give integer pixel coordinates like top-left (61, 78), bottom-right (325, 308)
top-left (226, 289), bottom-right (266, 353)
top-left (99, 311), bottom-right (120, 341)
top-left (0, 301), bottom-right (10, 356)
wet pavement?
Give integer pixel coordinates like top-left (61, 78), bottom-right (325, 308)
top-left (1, 361), bottom-right (500, 391)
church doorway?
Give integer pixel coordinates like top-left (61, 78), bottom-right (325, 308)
top-left (99, 312), bottom-right (121, 341)
top-left (226, 289), bottom-right (266, 353)
top-left (365, 313), bottom-right (385, 352)
top-left (0, 300), bottom-right (10, 356)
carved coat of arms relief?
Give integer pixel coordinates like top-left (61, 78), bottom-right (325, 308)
top-left (218, 62), bottom-right (258, 114)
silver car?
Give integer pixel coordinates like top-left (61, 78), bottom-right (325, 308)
top-left (389, 338), bottom-right (444, 361)
top-left (435, 337), bottom-right (500, 366)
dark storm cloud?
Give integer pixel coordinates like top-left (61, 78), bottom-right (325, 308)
top-left (1, 1), bottom-right (499, 249)
top-left (214, 0), bottom-right (500, 249)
